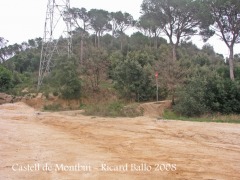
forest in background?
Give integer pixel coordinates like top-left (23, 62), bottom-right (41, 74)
top-left (0, 0), bottom-right (240, 117)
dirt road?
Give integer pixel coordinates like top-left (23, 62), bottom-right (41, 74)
top-left (1, 102), bottom-right (240, 179)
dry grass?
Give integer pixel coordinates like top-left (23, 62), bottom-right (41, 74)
top-left (163, 110), bottom-right (240, 123)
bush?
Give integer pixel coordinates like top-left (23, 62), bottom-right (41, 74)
top-left (0, 65), bottom-right (13, 92)
top-left (204, 78), bottom-right (240, 114)
top-left (174, 75), bottom-right (240, 117)
top-left (174, 78), bottom-right (208, 117)
top-left (83, 101), bottom-right (142, 117)
top-left (112, 51), bottom-right (156, 101)
top-left (46, 56), bottom-right (81, 100)
top-left (60, 77), bottom-right (81, 99)
top-left (43, 104), bottom-right (62, 111)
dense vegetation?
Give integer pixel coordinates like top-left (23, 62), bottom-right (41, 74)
top-left (0, 0), bottom-right (240, 117)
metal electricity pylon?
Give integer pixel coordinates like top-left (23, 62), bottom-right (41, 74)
top-left (37, 0), bottom-right (72, 90)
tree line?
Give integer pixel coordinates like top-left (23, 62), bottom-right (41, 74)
top-left (0, 0), bottom-right (240, 117)
top-left (66, 0), bottom-right (240, 80)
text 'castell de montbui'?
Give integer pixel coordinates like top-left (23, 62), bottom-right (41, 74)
top-left (12, 163), bottom-right (92, 172)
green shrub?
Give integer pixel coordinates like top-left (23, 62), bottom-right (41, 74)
top-left (84, 101), bottom-right (124, 117)
top-left (60, 77), bottom-right (81, 99)
top-left (53, 91), bottom-right (59, 96)
top-left (84, 101), bottom-right (142, 117)
top-left (0, 65), bottom-right (13, 92)
top-left (204, 78), bottom-right (240, 114)
top-left (163, 109), bottom-right (180, 119)
top-left (45, 56), bottom-right (81, 100)
top-left (112, 51), bottom-right (157, 101)
top-left (174, 75), bottom-right (240, 117)
top-left (43, 104), bottom-right (62, 111)
top-left (174, 78), bottom-right (208, 117)
top-left (123, 103), bottom-right (144, 117)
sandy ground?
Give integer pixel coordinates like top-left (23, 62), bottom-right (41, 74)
top-left (0, 102), bottom-right (240, 180)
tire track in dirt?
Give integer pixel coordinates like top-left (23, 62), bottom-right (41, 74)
top-left (1, 102), bottom-right (240, 179)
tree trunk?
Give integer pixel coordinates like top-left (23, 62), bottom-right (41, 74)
top-left (95, 33), bottom-right (97, 47)
top-left (98, 32), bottom-right (100, 48)
top-left (172, 44), bottom-right (177, 62)
top-left (229, 46), bottom-right (235, 81)
top-left (80, 38), bottom-right (83, 64)
top-left (154, 37), bottom-right (158, 49)
top-left (154, 33), bottom-right (158, 49)
top-left (0, 56), bottom-right (4, 63)
top-left (172, 94), bottom-right (175, 105)
top-left (149, 37), bottom-right (152, 47)
top-left (120, 34), bottom-right (123, 51)
top-left (111, 30), bottom-right (115, 46)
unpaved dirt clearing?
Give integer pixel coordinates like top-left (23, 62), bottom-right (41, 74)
top-left (1, 102), bottom-right (240, 179)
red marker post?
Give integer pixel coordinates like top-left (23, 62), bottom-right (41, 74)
top-left (155, 72), bottom-right (159, 102)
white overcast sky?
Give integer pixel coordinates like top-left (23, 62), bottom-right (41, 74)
top-left (0, 0), bottom-right (239, 57)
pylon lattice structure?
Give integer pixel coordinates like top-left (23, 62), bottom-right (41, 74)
top-left (37, 0), bottom-right (72, 89)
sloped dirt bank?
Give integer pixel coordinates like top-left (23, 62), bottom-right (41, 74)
top-left (0, 102), bottom-right (240, 179)
top-left (139, 100), bottom-right (172, 117)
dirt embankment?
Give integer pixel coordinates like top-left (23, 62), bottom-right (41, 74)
top-left (0, 102), bottom-right (240, 179)
top-left (0, 93), bottom-right (81, 110)
top-left (0, 93), bottom-right (22, 105)
top-left (139, 100), bottom-right (172, 117)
